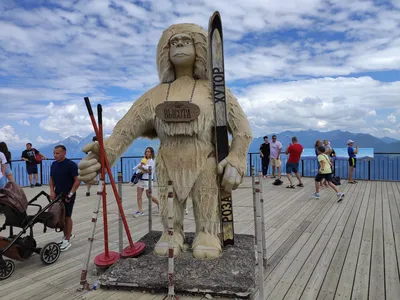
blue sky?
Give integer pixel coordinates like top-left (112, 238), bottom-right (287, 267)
top-left (1, 0), bottom-right (400, 151)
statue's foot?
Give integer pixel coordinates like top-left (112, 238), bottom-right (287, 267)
top-left (192, 232), bottom-right (222, 259)
top-left (153, 231), bottom-right (184, 257)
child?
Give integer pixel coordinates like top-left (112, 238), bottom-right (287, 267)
top-left (130, 157), bottom-right (148, 185)
top-left (311, 146), bottom-right (344, 202)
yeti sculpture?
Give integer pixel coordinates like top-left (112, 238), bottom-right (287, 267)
top-left (78, 23), bottom-right (252, 259)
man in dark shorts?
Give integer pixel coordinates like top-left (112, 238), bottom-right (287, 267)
top-left (311, 146), bottom-right (344, 202)
top-left (285, 136), bottom-right (304, 188)
top-left (21, 143), bottom-right (46, 188)
top-left (259, 136), bottom-right (270, 178)
top-left (49, 145), bottom-right (80, 251)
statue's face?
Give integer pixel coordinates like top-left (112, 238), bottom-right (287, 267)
top-left (169, 33), bottom-right (195, 68)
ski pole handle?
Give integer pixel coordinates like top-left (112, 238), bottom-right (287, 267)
top-left (84, 97), bottom-right (94, 116)
top-left (97, 104), bottom-right (102, 126)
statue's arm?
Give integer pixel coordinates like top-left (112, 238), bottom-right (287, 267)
top-left (104, 92), bottom-right (155, 166)
top-left (225, 89), bottom-right (253, 175)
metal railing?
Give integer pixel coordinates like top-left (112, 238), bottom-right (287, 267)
top-left (6, 152), bottom-right (400, 187)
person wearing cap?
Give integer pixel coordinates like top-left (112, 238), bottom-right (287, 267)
top-left (347, 139), bottom-right (358, 184)
top-left (311, 146), bottom-right (344, 201)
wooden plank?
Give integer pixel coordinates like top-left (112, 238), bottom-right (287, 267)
top-left (297, 182), bottom-right (364, 300)
top-left (382, 182), bottom-right (400, 299)
top-left (351, 181), bottom-right (376, 300)
top-left (334, 181), bottom-right (372, 299)
top-left (316, 181), bottom-right (367, 300)
top-left (265, 184), bottom-right (352, 299)
top-left (282, 182), bottom-right (363, 300)
top-left (389, 182), bottom-right (400, 278)
top-left (368, 181), bottom-right (386, 300)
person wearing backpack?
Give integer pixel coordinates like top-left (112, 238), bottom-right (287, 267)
top-left (311, 146), bottom-right (344, 202)
top-left (21, 143), bottom-right (46, 188)
top-left (49, 145), bottom-right (80, 251)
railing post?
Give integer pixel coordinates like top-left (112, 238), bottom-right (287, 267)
top-left (120, 157), bottom-right (123, 182)
top-left (249, 153), bottom-right (253, 176)
top-left (40, 160), bottom-right (43, 185)
top-left (301, 160), bottom-right (304, 176)
top-left (368, 160), bottom-right (371, 181)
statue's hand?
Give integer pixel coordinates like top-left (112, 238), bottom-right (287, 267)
top-left (78, 142), bottom-right (101, 184)
top-left (217, 155), bottom-right (244, 193)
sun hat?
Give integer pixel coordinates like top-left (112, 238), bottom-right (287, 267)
top-left (346, 139), bottom-right (355, 145)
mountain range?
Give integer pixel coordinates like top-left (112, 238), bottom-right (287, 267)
top-left (25, 129), bottom-right (400, 159)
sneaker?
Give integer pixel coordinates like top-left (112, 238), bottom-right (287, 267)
top-left (35, 183), bottom-right (42, 187)
top-left (86, 192), bottom-right (90, 197)
top-left (30, 184), bottom-right (34, 188)
top-left (185, 208), bottom-right (189, 215)
top-left (60, 240), bottom-right (71, 252)
top-left (337, 193), bottom-right (345, 202)
top-left (311, 193), bottom-right (320, 199)
top-left (58, 234), bottom-right (75, 245)
top-left (134, 211), bottom-right (144, 218)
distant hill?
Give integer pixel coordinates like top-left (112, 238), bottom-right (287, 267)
top-left (249, 129), bottom-right (400, 153)
top-left (19, 129), bottom-right (400, 160)
top-left (37, 132), bottom-right (160, 159)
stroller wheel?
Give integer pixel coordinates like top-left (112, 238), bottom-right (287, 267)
top-left (40, 242), bottom-right (61, 265)
top-left (0, 259), bottom-right (15, 280)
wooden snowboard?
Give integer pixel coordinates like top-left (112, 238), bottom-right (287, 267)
top-left (208, 11), bottom-right (234, 246)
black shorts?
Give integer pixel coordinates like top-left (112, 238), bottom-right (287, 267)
top-left (27, 164), bottom-right (38, 175)
top-left (349, 157), bottom-right (356, 168)
top-left (286, 162), bottom-right (299, 174)
top-left (62, 194), bottom-right (76, 217)
top-left (315, 173), bottom-right (333, 182)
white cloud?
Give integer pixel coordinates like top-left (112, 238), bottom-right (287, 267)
top-left (18, 120), bottom-right (30, 126)
top-left (0, 125), bottom-right (29, 145)
top-left (238, 76), bottom-right (400, 138)
top-left (36, 136), bottom-right (59, 145)
top-left (0, 0), bottom-right (399, 142)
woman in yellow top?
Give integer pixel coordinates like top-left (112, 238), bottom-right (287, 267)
top-left (311, 146), bottom-right (344, 202)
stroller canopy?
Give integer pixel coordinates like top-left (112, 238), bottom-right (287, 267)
top-left (0, 181), bottom-right (28, 213)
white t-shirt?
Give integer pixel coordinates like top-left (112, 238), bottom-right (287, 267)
top-left (141, 158), bottom-right (155, 180)
top-left (0, 151), bottom-right (7, 179)
top-left (270, 141), bottom-right (283, 159)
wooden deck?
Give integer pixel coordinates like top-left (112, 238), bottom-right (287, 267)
top-left (1, 177), bottom-right (400, 300)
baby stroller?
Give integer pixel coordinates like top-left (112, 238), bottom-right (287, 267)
top-left (0, 181), bottom-right (65, 280)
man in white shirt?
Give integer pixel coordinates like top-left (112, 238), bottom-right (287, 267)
top-left (270, 135), bottom-right (283, 178)
top-left (0, 151), bottom-right (7, 188)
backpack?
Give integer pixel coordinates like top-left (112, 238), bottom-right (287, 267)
top-left (33, 148), bottom-right (42, 164)
top-left (131, 172), bottom-right (143, 185)
top-left (44, 201), bottom-right (65, 232)
top-left (331, 175), bottom-right (341, 186)
top-left (330, 148), bottom-right (336, 158)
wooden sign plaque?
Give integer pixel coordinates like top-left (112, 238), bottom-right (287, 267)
top-left (155, 101), bottom-right (200, 123)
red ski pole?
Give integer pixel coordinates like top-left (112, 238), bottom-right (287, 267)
top-left (94, 104), bottom-right (119, 267)
top-left (84, 97), bottom-right (146, 259)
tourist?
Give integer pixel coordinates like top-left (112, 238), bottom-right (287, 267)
top-left (134, 147), bottom-right (159, 217)
top-left (49, 145), bottom-right (80, 251)
top-left (314, 140), bottom-right (327, 187)
top-left (347, 139), bottom-right (358, 184)
top-left (311, 146), bottom-right (344, 202)
top-left (0, 142), bottom-right (14, 183)
top-left (285, 136), bottom-right (304, 188)
top-left (21, 143), bottom-right (46, 188)
top-left (259, 136), bottom-right (270, 178)
top-left (0, 150), bottom-right (7, 188)
top-left (270, 135), bottom-right (282, 178)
